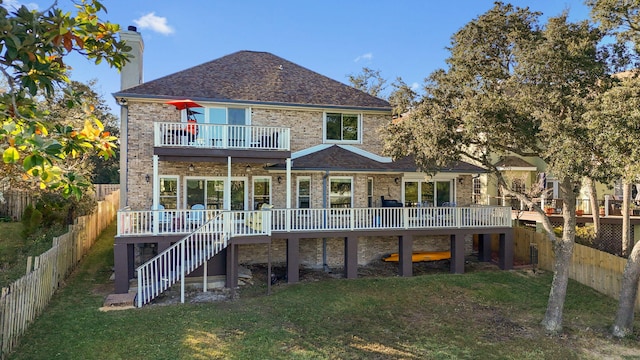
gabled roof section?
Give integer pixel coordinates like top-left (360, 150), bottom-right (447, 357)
top-left (115, 51), bottom-right (391, 111)
top-left (269, 145), bottom-right (486, 173)
top-left (494, 156), bottom-right (537, 171)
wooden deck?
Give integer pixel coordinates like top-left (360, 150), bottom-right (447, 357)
top-left (114, 207), bottom-right (514, 294)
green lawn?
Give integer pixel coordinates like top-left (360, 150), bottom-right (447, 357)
top-left (0, 222), bottom-right (64, 288)
top-left (0, 222), bottom-right (28, 287)
top-left (7, 223), bottom-right (640, 360)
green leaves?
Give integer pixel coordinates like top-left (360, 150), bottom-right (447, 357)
top-left (3, 146), bottom-right (19, 163)
top-left (0, 0), bottom-right (126, 197)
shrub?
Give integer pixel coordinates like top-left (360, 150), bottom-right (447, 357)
top-left (21, 206), bottom-right (43, 238)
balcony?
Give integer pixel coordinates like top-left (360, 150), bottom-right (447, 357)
top-left (117, 206), bottom-right (513, 237)
top-left (154, 122), bottom-right (290, 151)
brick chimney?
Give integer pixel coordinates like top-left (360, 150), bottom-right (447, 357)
top-left (119, 25), bottom-right (144, 90)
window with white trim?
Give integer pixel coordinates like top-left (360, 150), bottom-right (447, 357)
top-left (297, 177), bottom-right (311, 208)
top-left (159, 176), bottom-right (179, 209)
top-left (324, 112), bottom-right (361, 143)
top-left (473, 177), bottom-right (482, 204)
top-left (253, 177), bottom-right (271, 210)
top-left (329, 177), bottom-right (353, 208)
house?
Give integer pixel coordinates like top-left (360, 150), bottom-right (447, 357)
top-left (476, 150), bottom-right (640, 256)
top-left (113, 27), bottom-right (513, 305)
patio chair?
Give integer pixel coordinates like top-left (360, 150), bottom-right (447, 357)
top-left (157, 204), bottom-right (172, 232)
top-left (189, 204), bottom-right (205, 228)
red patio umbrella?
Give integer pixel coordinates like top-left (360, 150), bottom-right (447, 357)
top-left (165, 99), bottom-right (202, 120)
top-left (165, 99), bottom-right (202, 110)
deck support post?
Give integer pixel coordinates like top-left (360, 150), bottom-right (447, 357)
top-left (267, 242), bottom-right (272, 295)
top-left (286, 237), bottom-right (299, 283)
top-left (399, 235), bottom-right (413, 277)
top-left (226, 242), bottom-right (238, 288)
top-left (114, 243), bottom-right (133, 293)
top-left (450, 233), bottom-right (465, 274)
top-left (478, 234), bottom-right (492, 262)
top-left (498, 231), bottom-right (514, 270)
top-left (344, 236), bottom-right (358, 279)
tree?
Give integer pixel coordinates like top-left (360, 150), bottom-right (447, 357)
top-left (347, 67), bottom-right (387, 97)
top-left (0, 0), bottom-right (129, 198)
top-left (586, 0), bottom-right (640, 338)
top-left (381, 3), bottom-right (608, 332)
top-left (43, 79), bottom-right (120, 184)
top-left (587, 0), bottom-right (640, 56)
top-left (388, 77), bottom-right (418, 117)
top-left (584, 76), bottom-right (640, 337)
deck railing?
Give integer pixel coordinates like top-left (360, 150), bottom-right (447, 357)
top-left (135, 210), bottom-right (271, 306)
top-left (272, 206), bottom-right (512, 231)
top-left (117, 206), bottom-right (511, 237)
top-left (153, 122), bottom-right (290, 151)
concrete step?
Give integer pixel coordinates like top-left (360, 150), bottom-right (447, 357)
top-left (100, 292), bottom-right (136, 311)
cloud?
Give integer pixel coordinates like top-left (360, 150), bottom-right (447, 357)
top-left (1, 0), bottom-right (38, 11)
top-left (411, 82), bottom-right (420, 91)
top-left (133, 12), bottom-right (174, 35)
top-left (354, 52), bottom-right (373, 62)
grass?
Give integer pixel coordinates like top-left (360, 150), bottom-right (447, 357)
top-left (0, 222), bottom-right (65, 288)
top-left (7, 222), bottom-right (640, 359)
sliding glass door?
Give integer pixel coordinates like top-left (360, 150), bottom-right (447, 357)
top-left (184, 177), bottom-right (247, 210)
top-left (403, 180), bottom-right (452, 207)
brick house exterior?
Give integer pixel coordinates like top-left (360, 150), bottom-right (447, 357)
top-left (113, 28), bottom-right (511, 298)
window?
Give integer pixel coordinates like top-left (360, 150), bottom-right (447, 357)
top-left (297, 177), bottom-right (311, 208)
top-left (253, 177), bottom-right (271, 210)
top-left (512, 179), bottom-right (526, 193)
top-left (403, 180), bottom-right (452, 207)
top-left (473, 177), bottom-right (482, 204)
top-left (329, 177), bottom-right (353, 208)
top-left (324, 113), bottom-right (360, 143)
top-left (183, 177), bottom-right (247, 210)
top-left (202, 107), bottom-right (250, 147)
top-left (367, 177), bottom-right (373, 207)
top-left (159, 177), bottom-right (178, 209)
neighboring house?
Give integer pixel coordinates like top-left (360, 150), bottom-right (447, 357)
top-left (480, 151), bottom-right (640, 256)
top-left (113, 28), bottom-right (513, 305)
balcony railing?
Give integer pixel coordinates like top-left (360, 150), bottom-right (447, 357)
top-left (117, 206), bottom-right (512, 237)
top-left (153, 122), bottom-right (290, 151)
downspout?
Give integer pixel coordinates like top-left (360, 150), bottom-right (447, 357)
top-left (119, 102), bottom-right (128, 207)
top-left (322, 170), bottom-right (329, 272)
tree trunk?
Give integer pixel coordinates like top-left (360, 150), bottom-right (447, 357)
top-left (541, 179), bottom-right (576, 332)
top-left (542, 239), bottom-right (574, 332)
top-left (612, 239), bottom-right (640, 337)
top-left (586, 177), bottom-right (600, 239)
top-left (622, 182), bottom-right (632, 256)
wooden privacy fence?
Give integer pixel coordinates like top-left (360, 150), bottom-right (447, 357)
top-left (0, 184), bottom-right (118, 221)
top-left (514, 226), bottom-right (638, 310)
top-left (0, 190), bottom-right (120, 359)
top-left (0, 191), bottom-right (33, 221)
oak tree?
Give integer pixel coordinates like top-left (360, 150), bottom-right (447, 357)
top-left (382, 3), bottom-right (608, 332)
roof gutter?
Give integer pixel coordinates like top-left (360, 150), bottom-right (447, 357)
top-left (110, 93), bottom-right (392, 113)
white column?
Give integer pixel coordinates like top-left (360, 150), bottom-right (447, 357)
top-left (152, 155), bottom-right (159, 210)
top-left (226, 156), bottom-right (232, 210)
top-left (286, 158), bottom-right (292, 209)
top-left (152, 155), bottom-right (159, 234)
top-left (286, 158), bottom-right (292, 232)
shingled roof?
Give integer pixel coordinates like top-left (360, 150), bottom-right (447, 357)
top-left (268, 145), bottom-right (486, 173)
top-left (494, 156), bottom-right (537, 170)
top-left (115, 51), bottom-right (391, 110)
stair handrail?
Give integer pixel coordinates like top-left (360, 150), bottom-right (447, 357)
top-left (136, 212), bottom-right (229, 307)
